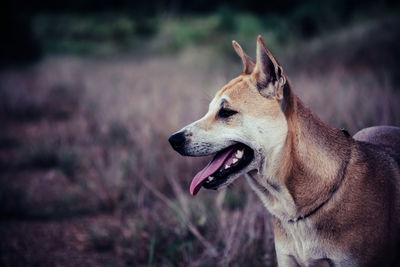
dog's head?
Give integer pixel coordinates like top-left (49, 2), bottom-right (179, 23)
top-left (169, 36), bottom-right (290, 195)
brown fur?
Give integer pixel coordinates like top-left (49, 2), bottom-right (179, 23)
top-left (272, 91), bottom-right (400, 266)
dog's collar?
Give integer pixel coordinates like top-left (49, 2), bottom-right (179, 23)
top-left (288, 199), bottom-right (328, 223)
top-left (288, 145), bottom-right (350, 224)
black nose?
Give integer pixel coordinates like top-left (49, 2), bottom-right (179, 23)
top-left (168, 132), bottom-right (186, 151)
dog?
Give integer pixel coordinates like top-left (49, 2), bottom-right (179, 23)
top-left (168, 36), bottom-right (400, 266)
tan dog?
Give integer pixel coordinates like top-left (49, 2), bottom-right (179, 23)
top-left (168, 36), bottom-right (400, 266)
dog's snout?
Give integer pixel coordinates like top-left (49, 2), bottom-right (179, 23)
top-left (168, 132), bottom-right (186, 151)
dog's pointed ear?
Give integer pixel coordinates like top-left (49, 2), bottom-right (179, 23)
top-left (232, 40), bottom-right (255, 75)
top-left (255, 35), bottom-right (286, 99)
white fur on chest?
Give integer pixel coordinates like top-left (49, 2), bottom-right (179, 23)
top-left (278, 220), bottom-right (325, 262)
top-left (246, 175), bottom-right (356, 266)
top-left (275, 219), bottom-right (356, 266)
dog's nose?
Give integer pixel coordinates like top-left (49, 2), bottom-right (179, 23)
top-left (168, 132), bottom-right (186, 150)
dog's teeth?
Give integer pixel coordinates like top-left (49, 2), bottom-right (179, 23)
top-left (236, 150), bottom-right (244, 159)
top-left (232, 158), bottom-right (238, 164)
top-left (225, 164), bottom-right (230, 169)
top-left (209, 176), bottom-right (214, 181)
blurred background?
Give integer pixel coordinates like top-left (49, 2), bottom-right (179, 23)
top-left (1, 0), bottom-right (399, 266)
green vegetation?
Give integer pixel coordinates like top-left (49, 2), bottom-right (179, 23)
top-left (33, 14), bottom-right (155, 55)
top-left (31, 2), bottom-right (400, 56)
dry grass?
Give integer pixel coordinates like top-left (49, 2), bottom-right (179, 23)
top-left (1, 19), bottom-right (400, 266)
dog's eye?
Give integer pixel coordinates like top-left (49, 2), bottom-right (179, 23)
top-left (218, 108), bottom-right (238, 118)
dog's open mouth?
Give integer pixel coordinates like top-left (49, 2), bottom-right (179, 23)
top-left (190, 143), bottom-right (254, 195)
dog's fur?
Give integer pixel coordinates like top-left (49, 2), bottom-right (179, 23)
top-left (169, 36), bottom-right (400, 266)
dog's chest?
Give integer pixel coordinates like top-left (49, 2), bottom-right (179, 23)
top-left (277, 221), bottom-right (356, 266)
top-left (277, 220), bottom-right (330, 264)
top-left (289, 221), bottom-right (323, 259)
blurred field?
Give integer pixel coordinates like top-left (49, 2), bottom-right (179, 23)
top-left (1, 6), bottom-right (400, 267)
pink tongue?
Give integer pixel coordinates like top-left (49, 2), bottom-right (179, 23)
top-left (190, 147), bottom-right (235, 196)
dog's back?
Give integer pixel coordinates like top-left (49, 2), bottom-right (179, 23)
top-left (353, 126), bottom-right (400, 265)
top-left (354, 126), bottom-right (400, 174)
top-left (354, 126), bottom-right (400, 151)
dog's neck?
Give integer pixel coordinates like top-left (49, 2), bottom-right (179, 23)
top-left (249, 86), bottom-right (353, 222)
top-left (283, 93), bottom-right (353, 217)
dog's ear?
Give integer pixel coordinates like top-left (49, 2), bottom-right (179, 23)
top-left (255, 35), bottom-right (286, 99)
top-left (232, 41), bottom-right (255, 75)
